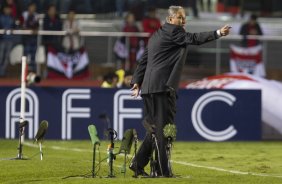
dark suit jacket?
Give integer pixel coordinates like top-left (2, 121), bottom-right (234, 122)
top-left (131, 22), bottom-right (219, 95)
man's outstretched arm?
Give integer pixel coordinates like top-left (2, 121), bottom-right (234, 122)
top-left (172, 24), bottom-right (231, 45)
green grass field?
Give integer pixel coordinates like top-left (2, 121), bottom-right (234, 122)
top-left (1, 140), bottom-right (282, 184)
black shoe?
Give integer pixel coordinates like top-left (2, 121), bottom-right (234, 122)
top-left (129, 163), bottom-right (149, 177)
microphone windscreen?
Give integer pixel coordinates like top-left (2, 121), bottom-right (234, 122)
top-left (19, 120), bottom-right (28, 129)
top-left (88, 125), bottom-right (100, 145)
top-left (35, 120), bottom-right (48, 141)
top-left (132, 129), bottom-right (137, 139)
top-left (119, 129), bottom-right (134, 154)
top-left (163, 124), bottom-right (177, 141)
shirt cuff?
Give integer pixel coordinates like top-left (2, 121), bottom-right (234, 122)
top-left (217, 30), bottom-right (222, 37)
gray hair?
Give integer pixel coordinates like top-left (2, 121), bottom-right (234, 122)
top-left (166, 6), bottom-right (184, 22)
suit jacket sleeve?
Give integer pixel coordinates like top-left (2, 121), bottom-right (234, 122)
top-left (131, 47), bottom-right (148, 86)
top-left (172, 26), bottom-right (219, 46)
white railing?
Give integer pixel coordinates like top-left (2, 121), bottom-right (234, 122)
top-left (2, 29), bottom-right (282, 40)
top-left (0, 29), bottom-right (281, 77)
top-left (0, 29), bottom-right (150, 37)
top-left (0, 29), bottom-right (149, 71)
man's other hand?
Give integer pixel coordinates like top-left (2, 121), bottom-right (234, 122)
top-left (131, 83), bottom-right (140, 98)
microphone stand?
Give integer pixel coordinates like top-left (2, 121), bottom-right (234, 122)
top-left (133, 131), bottom-right (138, 178)
top-left (17, 122), bottom-right (25, 159)
top-left (107, 129), bottom-right (116, 178)
top-left (39, 142), bottom-right (43, 161)
top-left (92, 142), bottom-right (99, 178)
top-left (143, 121), bottom-right (163, 177)
top-left (149, 131), bottom-right (164, 177)
top-left (163, 123), bottom-right (177, 177)
top-left (98, 114), bottom-right (117, 178)
top-left (149, 132), bottom-right (158, 177)
top-left (122, 151), bottom-right (126, 177)
top-left (16, 120), bottom-right (28, 160)
top-left (118, 129), bottom-right (136, 178)
top-left (166, 137), bottom-right (173, 177)
top-left (88, 124), bottom-right (100, 178)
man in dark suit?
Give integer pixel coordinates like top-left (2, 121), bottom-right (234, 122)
top-left (130, 6), bottom-right (231, 177)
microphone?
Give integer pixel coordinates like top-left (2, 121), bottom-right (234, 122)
top-left (119, 129), bottom-right (134, 154)
top-left (88, 125), bottom-right (100, 145)
top-left (132, 129), bottom-right (137, 139)
top-left (26, 72), bottom-right (41, 85)
top-left (163, 124), bottom-right (177, 141)
top-left (35, 120), bottom-right (48, 142)
top-left (19, 120), bottom-right (28, 129)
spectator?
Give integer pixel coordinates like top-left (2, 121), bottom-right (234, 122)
top-left (43, 4), bottom-right (62, 51)
top-left (122, 12), bottom-right (140, 70)
top-left (2, 0), bottom-right (21, 19)
top-left (0, 5), bottom-right (16, 76)
top-left (120, 70), bottom-right (133, 88)
top-left (62, 9), bottom-right (80, 53)
top-left (115, 68), bottom-right (133, 88)
top-left (21, 0), bottom-right (43, 13)
top-left (239, 14), bottom-right (263, 47)
top-left (115, 68), bottom-right (125, 87)
top-left (22, 2), bottom-right (39, 72)
top-left (101, 72), bottom-right (119, 88)
top-left (142, 7), bottom-right (161, 44)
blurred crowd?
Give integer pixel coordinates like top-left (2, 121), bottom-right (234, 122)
top-left (114, 7), bottom-right (160, 70)
top-left (0, 0), bottom-right (84, 76)
top-left (0, 0), bottom-right (163, 80)
top-left (0, 0), bottom-right (274, 83)
top-left (0, 0), bottom-right (94, 14)
top-left (101, 69), bottom-right (133, 88)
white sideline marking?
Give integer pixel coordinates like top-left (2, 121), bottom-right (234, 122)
top-left (24, 142), bottom-right (92, 153)
top-left (24, 142), bottom-right (38, 148)
top-left (51, 146), bottom-right (92, 153)
top-left (24, 142), bottom-right (282, 179)
top-left (23, 142), bottom-right (122, 168)
top-left (172, 160), bottom-right (282, 179)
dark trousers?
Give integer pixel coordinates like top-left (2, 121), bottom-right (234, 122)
top-left (134, 90), bottom-right (176, 176)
